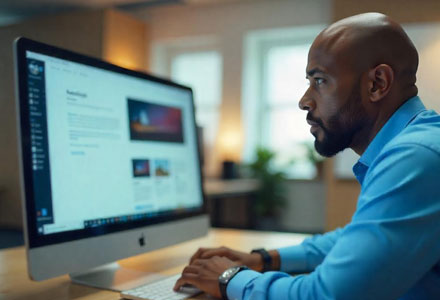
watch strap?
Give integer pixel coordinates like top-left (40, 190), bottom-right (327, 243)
top-left (251, 248), bottom-right (272, 272)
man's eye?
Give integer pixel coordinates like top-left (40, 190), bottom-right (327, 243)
top-left (315, 78), bottom-right (325, 85)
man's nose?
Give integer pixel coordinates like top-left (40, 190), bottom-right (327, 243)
top-left (298, 91), bottom-right (315, 111)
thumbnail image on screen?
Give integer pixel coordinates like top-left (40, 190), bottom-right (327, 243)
top-left (127, 98), bottom-right (184, 143)
top-left (132, 159), bottom-right (151, 177)
top-left (154, 159), bottom-right (170, 177)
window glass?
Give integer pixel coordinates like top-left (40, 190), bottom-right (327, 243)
top-left (171, 51), bottom-right (222, 146)
top-left (263, 44), bottom-right (316, 178)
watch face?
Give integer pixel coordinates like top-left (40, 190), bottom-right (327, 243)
top-left (219, 266), bottom-right (241, 284)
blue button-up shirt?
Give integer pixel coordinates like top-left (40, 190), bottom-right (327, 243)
top-left (227, 96), bottom-right (440, 300)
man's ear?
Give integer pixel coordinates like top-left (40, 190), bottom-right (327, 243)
top-left (367, 64), bottom-right (394, 103)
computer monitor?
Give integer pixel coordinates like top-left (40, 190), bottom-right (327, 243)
top-left (14, 37), bottom-right (209, 291)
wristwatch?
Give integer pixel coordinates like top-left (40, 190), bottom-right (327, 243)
top-left (218, 265), bottom-right (249, 300)
top-left (251, 248), bottom-right (272, 272)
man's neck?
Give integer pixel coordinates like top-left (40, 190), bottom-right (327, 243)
top-left (351, 92), bottom-right (418, 155)
top-left (350, 105), bottom-right (399, 156)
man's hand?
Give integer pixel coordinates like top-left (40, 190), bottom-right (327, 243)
top-left (189, 246), bottom-right (264, 271)
top-left (173, 256), bottom-right (239, 298)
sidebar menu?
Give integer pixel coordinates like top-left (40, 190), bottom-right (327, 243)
top-left (26, 58), bottom-right (54, 234)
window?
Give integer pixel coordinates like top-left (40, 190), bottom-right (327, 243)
top-left (170, 51), bottom-right (222, 146)
top-left (242, 26), bottom-right (325, 179)
top-left (151, 37), bottom-right (223, 175)
top-left (263, 43), bottom-right (314, 178)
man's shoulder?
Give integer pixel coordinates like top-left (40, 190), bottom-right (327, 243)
top-left (386, 109), bottom-right (440, 156)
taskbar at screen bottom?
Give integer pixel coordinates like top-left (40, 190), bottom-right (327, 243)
top-left (29, 205), bottom-right (204, 248)
top-left (83, 207), bottom-right (201, 229)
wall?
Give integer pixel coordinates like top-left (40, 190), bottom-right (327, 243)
top-left (0, 9), bottom-right (147, 229)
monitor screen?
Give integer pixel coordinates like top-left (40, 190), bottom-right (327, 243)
top-left (15, 38), bottom-right (207, 254)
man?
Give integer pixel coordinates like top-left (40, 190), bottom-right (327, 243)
top-left (174, 13), bottom-right (440, 299)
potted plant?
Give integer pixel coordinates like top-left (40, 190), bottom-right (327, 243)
top-left (248, 147), bottom-right (287, 230)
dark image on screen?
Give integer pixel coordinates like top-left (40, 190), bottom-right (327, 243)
top-left (132, 159), bottom-right (151, 177)
top-left (127, 98), bottom-right (184, 143)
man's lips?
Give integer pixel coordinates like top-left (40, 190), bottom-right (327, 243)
top-left (307, 119), bottom-right (319, 126)
top-left (306, 118), bottom-right (321, 135)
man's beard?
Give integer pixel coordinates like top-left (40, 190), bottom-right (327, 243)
top-left (313, 118), bottom-right (355, 157)
top-left (310, 83), bottom-right (367, 157)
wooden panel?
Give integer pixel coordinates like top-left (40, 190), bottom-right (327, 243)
top-left (102, 10), bottom-right (148, 71)
top-left (324, 159), bottom-right (360, 231)
top-left (333, 0), bottom-right (440, 23)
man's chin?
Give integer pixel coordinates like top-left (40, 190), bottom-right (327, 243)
top-left (314, 139), bottom-right (344, 157)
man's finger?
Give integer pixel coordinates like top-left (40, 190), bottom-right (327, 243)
top-left (173, 272), bottom-right (198, 291)
top-left (192, 258), bottom-right (212, 267)
top-left (200, 248), bottom-right (231, 260)
top-left (190, 247), bottom-right (211, 264)
top-left (182, 264), bottom-right (200, 274)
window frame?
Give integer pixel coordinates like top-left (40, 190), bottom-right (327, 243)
top-left (150, 36), bottom-right (223, 133)
top-left (242, 25), bottom-right (326, 178)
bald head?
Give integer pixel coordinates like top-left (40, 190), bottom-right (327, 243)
top-left (300, 13), bottom-right (420, 156)
top-left (312, 12), bottom-right (418, 97)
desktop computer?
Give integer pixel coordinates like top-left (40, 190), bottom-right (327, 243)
top-left (14, 37), bottom-right (209, 294)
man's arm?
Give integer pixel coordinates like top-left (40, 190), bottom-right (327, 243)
top-left (176, 144), bottom-right (440, 299)
top-left (227, 144), bottom-right (440, 300)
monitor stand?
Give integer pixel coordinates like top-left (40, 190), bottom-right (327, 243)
top-left (69, 262), bottom-right (166, 292)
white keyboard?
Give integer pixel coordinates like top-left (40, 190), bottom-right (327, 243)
top-left (120, 274), bottom-right (202, 300)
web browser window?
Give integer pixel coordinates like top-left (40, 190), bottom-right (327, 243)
top-left (26, 51), bottom-right (203, 235)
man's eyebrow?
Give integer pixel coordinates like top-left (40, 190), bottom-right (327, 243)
top-left (306, 68), bottom-right (325, 77)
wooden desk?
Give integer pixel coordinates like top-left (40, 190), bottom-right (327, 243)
top-left (0, 229), bottom-right (309, 300)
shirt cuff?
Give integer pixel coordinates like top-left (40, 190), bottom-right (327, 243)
top-left (278, 245), bottom-right (308, 273)
top-left (226, 269), bottom-right (261, 300)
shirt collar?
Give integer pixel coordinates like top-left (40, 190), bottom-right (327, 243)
top-left (358, 95), bottom-right (426, 168)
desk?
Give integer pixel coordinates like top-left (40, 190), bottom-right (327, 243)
top-left (0, 229), bottom-right (309, 300)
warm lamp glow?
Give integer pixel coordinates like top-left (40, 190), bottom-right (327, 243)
top-left (108, 54), bottom-right (137, 70)
top-left (218, 129), bottom-right (241, 162)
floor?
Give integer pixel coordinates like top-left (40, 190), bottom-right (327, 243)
top-left (0, 229), bottom-right (24, 249)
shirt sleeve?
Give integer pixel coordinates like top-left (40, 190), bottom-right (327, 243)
top-left (226, 144), bottom-right (440, 300)
top-left (277, 228), bottom-right (343, 273)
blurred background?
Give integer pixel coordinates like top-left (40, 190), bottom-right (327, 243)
top-left (1, 0), bottom-right (440, 248)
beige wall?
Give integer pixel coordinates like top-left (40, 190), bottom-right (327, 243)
top-left (0, 9), bottom-right (146, 229)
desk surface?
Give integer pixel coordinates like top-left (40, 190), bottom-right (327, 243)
top-left (0, 229), bottom-right (309, 300)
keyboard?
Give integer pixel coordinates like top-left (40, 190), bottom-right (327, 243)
top-left (120, 273), bottom-right (202, 300)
